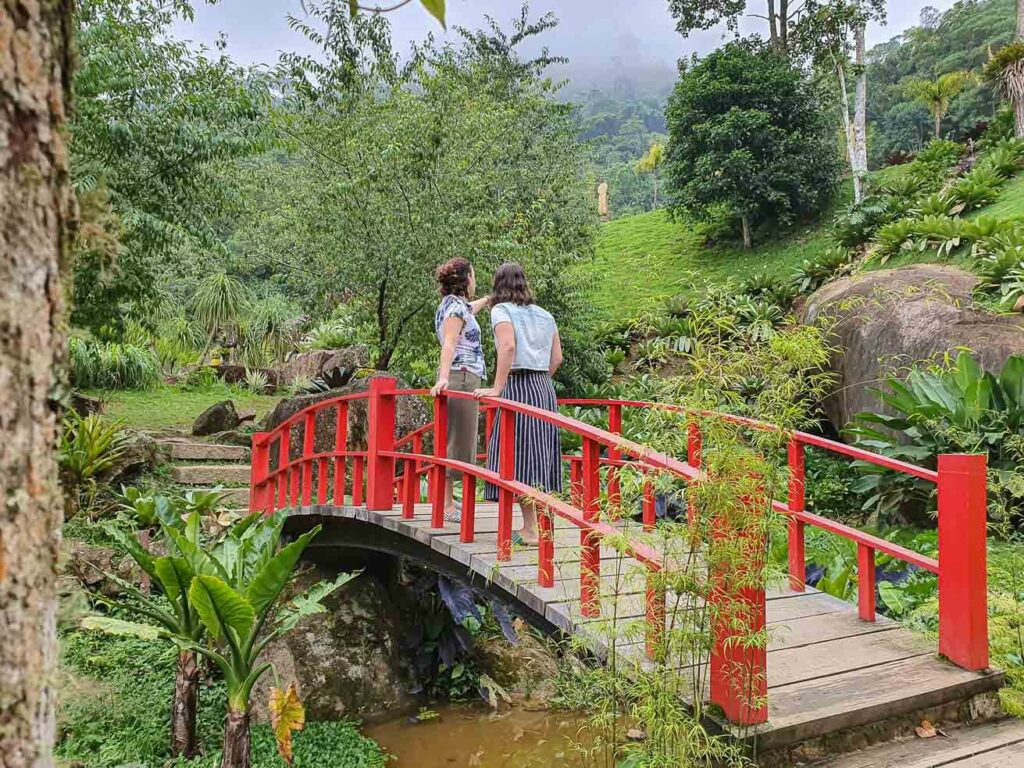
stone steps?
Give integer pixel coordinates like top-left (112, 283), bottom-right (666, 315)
top-left (173, 464), bottom-right (251, 486)
top-left (162, 440), bottom-right (250, 462)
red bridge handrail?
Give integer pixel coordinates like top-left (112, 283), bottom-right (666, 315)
top-left (249, 377), bottom-right (990, 727)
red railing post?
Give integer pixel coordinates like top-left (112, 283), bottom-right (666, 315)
top-left (570, 457), bottom-right (583, 508)
top-left (352, 456), bottom-right (364, 506)
top-left (402, 458), bottom-right (417, 519)
top-left (642, 478), bottom-right (656, 532)
top-left (497, 407), bottom-right (515, 561)
top-left (461, 473), bottom-right (476, 543)
top-left (687, 422), bottom-right (702, 528)
top-left (937, 453), bottom-right (989, 671)
top-left (301, 411), bottom-right (315, 507)
top-left (709, 491), bottom-right (768, 726)
top-left (277, 430), bottom-right (290, 510)
top-left (412, 432), bottom-right (424, 501)
top-left (787, 437), bottom-right (806, 592)
top-left (333, 402), bottom-right (349, 506)
top-left (857, 544), bottom-right (876, 621)
top-left (366, 377), bottom-right (398, 511)
top-left (249, 433), bottom-right (270, 514)
top-left (607, 404), bottom-right (623, 509)
top-left (431, 394), bottom-right (449, 529)
top-left (581, 437), bottom-right (601, 618)
top-left (538, 503), bottom-right (554, 588)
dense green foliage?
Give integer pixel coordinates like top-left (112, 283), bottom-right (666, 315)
top-left (867, 0), bottom-right (1017, 161)
top-left (664, 40), bottom-right (840, 247)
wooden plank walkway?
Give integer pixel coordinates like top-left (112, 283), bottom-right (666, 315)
top-left (818, 717), bottom-right (1024, 767)
top-left (293, 501), bottom-right (1004, 750)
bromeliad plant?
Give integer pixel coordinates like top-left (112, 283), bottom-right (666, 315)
top-left (848, 351), bottom-right (1024, 526)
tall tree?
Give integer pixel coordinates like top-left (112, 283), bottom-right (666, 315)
top-left (667, 0), bottom-right (804, 53)
top-left (664, 40), bottom-right (840, 248)
top-left (635, 141), bottom-right (666, 209)
top-left (794, 1), bottom-right (886, 203)
top-left (0, 3), bottom-right (74, 768)
top-left (904, 70), bottom-right (976, 137)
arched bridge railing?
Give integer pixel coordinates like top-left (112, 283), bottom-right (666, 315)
top-left (248, 377), bottom-right (989, 726)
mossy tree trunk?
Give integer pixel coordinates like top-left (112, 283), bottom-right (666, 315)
top-left (221, 707), bottom-right (251, 768)
top-left (0, 1), bottom-right (75, 765)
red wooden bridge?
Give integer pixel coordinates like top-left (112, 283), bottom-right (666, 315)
top-left (248, 377), bottom-right (1003, 752)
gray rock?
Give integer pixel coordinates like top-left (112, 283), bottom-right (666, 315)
top-left (100, 430), bottom-right (161, 484)
top-left (251, 571), bottom-right (416, 724)
top-left (801, 265), bottom-right (1024, 430)
top-left (192, 400), bottom-right (240, 436)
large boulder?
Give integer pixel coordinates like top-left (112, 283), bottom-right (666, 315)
top-left (99, 429), bottom-right (161, 484)
top-left (275, 346), bottom-right (371, 388)
top-left (801, 265), bottom-right (1024, 430)
top-left (262, 374), bottom-right (430, 466)
top-left (192, 400), bottom-right (240, 436)
top-left (251, 571), bottom-right (416, 724)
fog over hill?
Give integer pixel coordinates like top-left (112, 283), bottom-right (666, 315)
top-left (175, 0), bottom-right (959, 96)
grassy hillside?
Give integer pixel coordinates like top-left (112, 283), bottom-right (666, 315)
top-left (589, 201), bottom-right (844, 322)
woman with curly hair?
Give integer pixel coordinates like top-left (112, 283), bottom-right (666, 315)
top-left (474, 262), bottom-right (563, 546)
top-left (430, 258), bottom-right (489, 522)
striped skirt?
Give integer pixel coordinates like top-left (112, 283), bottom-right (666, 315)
top-left (485, 370), bottom-right (563, 501)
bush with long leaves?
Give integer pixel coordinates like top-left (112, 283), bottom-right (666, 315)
top-left (847, 351), bottom-right (1024, 526)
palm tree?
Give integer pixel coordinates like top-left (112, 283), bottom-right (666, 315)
top-left (636, 141), bottom-right (666, 210)
top-left (193, 272), bottom-right (251, 365)
top-left (985, 43), bottom-right (1024, 140)
top-left (904, 71), bottom-right (976, 138)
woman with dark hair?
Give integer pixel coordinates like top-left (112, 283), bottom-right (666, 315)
top-left (474, 262), bottom-right (563, 546)
top-left (431, 258), bottom-right (489, 522)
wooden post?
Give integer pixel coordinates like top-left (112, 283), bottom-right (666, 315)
top-left (858, 544), bottom-right (876, 621)
top-left (538, 504), bottom-right (554, 588)
top-left (366, 377), bottom-right (398, 511)
top-left (249, 433), bottom-right (270, 514)
top-left (301, 411), bottom-right (315, 507)
top-left (709, 492), bottom-right (768, 726)
top-left (937, 453), bottom-right (989, 671)
top-left (277, 430), bottom-right (290, 510)
top-left (333, 402), bottom-right (348, 506)
top-left (461, 473), bottom-right (476, 543)
top-left (431, 394), bottom-right (449, 529)
top-left (607, 404), bottom-right (622, 508)
top-left (497, 408), bottom-right (515, 561)
top-left (787, 437), bottom-right (806, 592)
top-left (580, 438), bottom-right (601, 618)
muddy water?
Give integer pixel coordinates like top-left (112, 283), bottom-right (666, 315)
top-left (365, 704), bottom-right (586, 768)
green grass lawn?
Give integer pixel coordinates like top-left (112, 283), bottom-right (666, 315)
top-left (587, 184), bottom-right (852, 321)
top-left (88, 385), bottom-right (281, 432)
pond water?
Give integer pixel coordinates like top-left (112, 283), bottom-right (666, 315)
top-left (365, 704), bottom-right (587, 768)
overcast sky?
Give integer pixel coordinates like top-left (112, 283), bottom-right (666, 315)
top-left (174, 0), bottom-right (959, 84)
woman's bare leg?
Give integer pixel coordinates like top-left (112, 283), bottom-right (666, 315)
top-left (444, 476), bottom-right (456, 515)
top-left (516, 499), bottom-right (539, 544)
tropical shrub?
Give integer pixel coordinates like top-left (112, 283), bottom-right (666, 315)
top-left (833, 195), bottom-right (898, 249)
top-left (913, 215), bottom-right (964, 258)
top-left (976, 140), bottom-right (1024, 177)
top-left (913, 191), bottom-right (959, 218)
top-left (793, 248), bottom-right (853, 293)
top-left (69, 337), bottom-right (161, 390)
top-left (301, 318), bottom-right (355, 351)
top-left (872, 218), bottom-right (918, 263)
top-left (243, 369), bottom-right (271, 395)
top-left (949, 165), bottom-right (1006, 212)
top-left (974, 250), bottom-right (1024, 294)
top-left (60, 411), bottom-right (130, 515)
top-left (913, 138), bottom-right (962, 169)
top-left (848, 352), bottom-right (1024, 525)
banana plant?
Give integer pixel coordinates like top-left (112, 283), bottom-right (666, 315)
top-left (183, 515), bottom-right (348, 768)
top-left (81, 513), bottom-right (208, 758)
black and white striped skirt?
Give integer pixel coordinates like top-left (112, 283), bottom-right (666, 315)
top-left (485, 370), bottom-right (563, 501)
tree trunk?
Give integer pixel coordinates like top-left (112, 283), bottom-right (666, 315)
top-left (935, 113), bottom-right (942, 139)
top-left (779, 0), bottom-right (789, 53)
top-left (1018, 0), bottom-right (1023, 39)
top-left (835, 58), bottom-right (861, 203)
top-left (852, 22), bottom-right (869, 197)
top-left (1016, 99), bottom-right (1024, 140)
top-left (171, 650), bottom-right (200, 758)
top-left (741, 216), bottom-right (752, 249)
top-left (767, 0), bottom-right (779, 51)
top-left (221, 707), bottom-right (252, 768)
top-left (1, 2), bottom-right (75, 767)
top-left (652, 171), bottom-right (659, 209)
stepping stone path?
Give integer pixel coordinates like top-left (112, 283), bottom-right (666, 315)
top-left (158, 437), bottom-right (252, 511)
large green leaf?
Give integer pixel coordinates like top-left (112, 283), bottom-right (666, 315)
top-left (246, 526), bottom-right (321, 618)
top-left (999, 355), bottom-right (1024, 409)
top-left (952, 350), bottom-right (982, 394)
top-left (154, 556), bottom-right (194, 605)
top-left (189, 575), bottom-right (256, 642)
top-left (105, 525), bottom-right (157, 580)
top-left (165, 526), bottom-right (230, 582)
top-left (419, 0), bottom-right (446, 29)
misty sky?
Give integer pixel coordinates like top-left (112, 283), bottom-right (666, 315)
top-left (173, 0), bottom-right (959, 82)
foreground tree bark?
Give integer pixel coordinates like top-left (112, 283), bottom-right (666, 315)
top-left (0, 1), bottom-right (75, 766)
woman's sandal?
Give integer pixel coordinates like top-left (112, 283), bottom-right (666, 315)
top-left (444, 502), bottom-right (462, 524)
top-left (511, 531), bottom-right (538, 547)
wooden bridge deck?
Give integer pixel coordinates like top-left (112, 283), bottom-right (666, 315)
top-left (294, 501), bottom-right (1004, 751)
